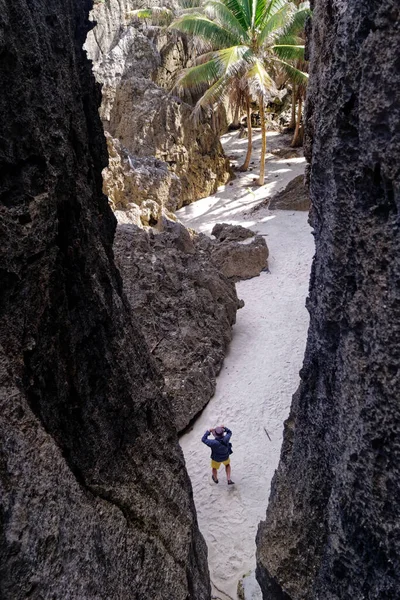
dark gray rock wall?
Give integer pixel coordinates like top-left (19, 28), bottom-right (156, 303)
top-left (0, 1), bottom-right (210, 598)
top-left (256, 1), bottom-right (400, 599)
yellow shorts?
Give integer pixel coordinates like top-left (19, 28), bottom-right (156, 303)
top-left (211, 458), bottom-right (230, 470)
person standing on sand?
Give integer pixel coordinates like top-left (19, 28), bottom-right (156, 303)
top-left (202, 425), bottom-right (234, 485)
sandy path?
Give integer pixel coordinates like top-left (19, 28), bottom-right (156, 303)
top-left (177, 131), bottom-right (314, 599)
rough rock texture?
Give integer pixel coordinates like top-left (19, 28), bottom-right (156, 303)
top-left (104, 132), bottom-right (181, 219)
top-left (206, 225), bottom-right (269, 281)
top-left (212, 222), bottom-right (255, 242)
top-left (256, 2), bottom-right (400, 599)
top-left (268, 175), bottom-right (310, 211)
top-left (114, 221), bottom-right (243, 432)
top-left (0, 1), bottom-right (210, 598)
top-left (85, 2), bottom-right (231, 210)
top-left (210, 234), bottom-right (268, 280)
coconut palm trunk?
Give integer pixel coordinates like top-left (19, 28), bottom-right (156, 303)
top-left (291, 95), bottom-right (303, 147)
top-left (289, 83), bottom-right (297, 130)
top-left (233, 102), bottom-right (240, 127)
top-left (258, 98), bottom-right (267, 185)
top-left (170, 0), bottom-right (309, 187)
top-left (240, 95), bottom-right (253, 171)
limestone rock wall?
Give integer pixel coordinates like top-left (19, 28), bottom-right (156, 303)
top-left (256, 1), bottom-right (400, 599)
top-left (0, 1), bottom-right (210, 598)
top-left (85, 1), bottom-right (231, 212)
top-left (114, 222), bottom-right (243, 432)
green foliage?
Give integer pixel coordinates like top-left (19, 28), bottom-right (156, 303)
top-left (127, 0), bottom-right (203, 26)
top-left (169, 0), bottom-right (310, 183)
top-left (170, 0), bottom-right (310, 112)
top-left (127, 7), bottom-right (175, 25)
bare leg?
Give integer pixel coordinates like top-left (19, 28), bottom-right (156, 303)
top-left (212, 467), bottom-right (219, 483)
top-left (225, 464), bottom-right (231, 482)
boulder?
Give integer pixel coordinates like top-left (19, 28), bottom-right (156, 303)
top-left (206, 224), bottom-right (269, 281)
top-left (211, 235), bottom-right (269, 281)
top-left (256, 1), bottom-right (400, 599)
top-left (212, 222), bottom-right (255, 242)
top-left (114, 222), bottom-right (243, 432)
top-left (268, 175), bottom-right (310, 211)
top-left (0, 1), bottom-right (210, 598)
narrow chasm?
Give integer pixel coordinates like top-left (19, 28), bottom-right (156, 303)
top-left (3, 0), bottom-right (399, 599)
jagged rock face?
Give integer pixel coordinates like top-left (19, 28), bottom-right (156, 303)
top-left (0, 1), bottom-right (210, 598)
top-left (256, 2), bottom-right (400, 599)
top-left (109, 77), bottom-right (230, 207)
top-left (114, 222), bottom-right (243, 432)
top-left (85, 1), bottom-right (231, 210)
top-left (104, 132), bottom-right (181, 216)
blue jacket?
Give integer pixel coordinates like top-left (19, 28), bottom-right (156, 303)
top-left (202, 427), bottom-right (232, 462)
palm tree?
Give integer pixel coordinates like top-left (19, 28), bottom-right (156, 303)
top-left (170, 0), bottom-right (308, 185)
top-left (274, 4), bottom-right (310, 146)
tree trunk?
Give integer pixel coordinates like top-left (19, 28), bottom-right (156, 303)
top-left (258, 98), bottom-right (267, 185)
top-left (291, 96), bottom-right (303, 147)
top-left (211, 108), bottom-right (217, 134)
top-left (239, 96), bottom-right (253, 171)
top-left (289, 84), bottom-right (297, 130)
top-left (233, 102), bottom-right (240, 127)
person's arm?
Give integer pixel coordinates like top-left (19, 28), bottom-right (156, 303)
top-left (223, 427), bottom-right (232, 443)
top-left (201, 430), bottom-right (214, 447)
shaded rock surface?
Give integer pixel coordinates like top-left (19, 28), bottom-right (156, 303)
top-left (207, 224), bottom-right (269, 281)
top-left (212, 222), bottom-right (255, 242)
top-left (210, 235), bottom-right (269, 281)
top-left (268, 175), bottom-right (310, 211)
top-left (257, 1), bottom-right (400, 599)
top-left (250, 176), bottom-right (309, 214)
top-left (0, 1), bottom-right (210, 598)
top-left (114, 222), bottom-right (243, 432)
top-left (85, 1), bottom-right (231, 211)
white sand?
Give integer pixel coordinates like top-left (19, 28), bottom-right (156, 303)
top-left (177, 130), bottom-right (314, 600)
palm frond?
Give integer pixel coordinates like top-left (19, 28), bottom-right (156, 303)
top-left (281, 7), bottom-right (311, 37)
top-left (170, 14), bottom-right (238, 47)
top-left (205, 0), bottom-right (249, 42)
top-left (253, 0), bottom-right (270, 28)
top-left (273, 56), bottom-right (309, 84)
top-left (174, 59), bottom-right (221, 95)
top-left (247, 58), bottom-right (278, 99)
top-left (177, 45), bottom-right (253, 96)
top-left (264, 0), bottom-right (290, 20)
top-left (258, 2), bottom-right (296, 45)
top-left (214, 44), bottom-right (254, 76)
top-left (239, 0), bottom-right (253, 30)
top-left (212, 0), bottom-right (251, 29)
top-left (275, 32), bottom-right (304, 46)
top-left (179, 0), bottom-right (203, 8)
top-left (194, 75), bottom-right (231, 116)
top-left (272, 43), bottom-right (305, 61)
